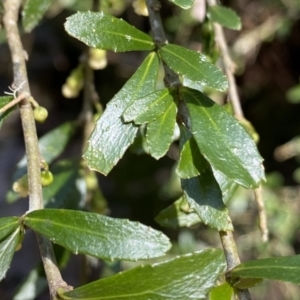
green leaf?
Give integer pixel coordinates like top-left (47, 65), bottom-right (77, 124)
top-left (213, 169), bottom-right (238, 203)
top-left (155, 196), bottom-right (202, 228)
top-left (59, 249), bottom-right (226, 300)
top-left (22, 0), bottom-right (52, 32)
top-left (176, 125), bottom-right (232, 231)
top-left (0, 217), bottom-right (19, 241)
top-left (209, 283), bottom-right (233, 300)
top-left (182, 87), bottom-right (265, 188)
top-left (0, 227), bottom-right (21, 281)
top-left (38, 122), bottom-right (76, 163)
top-left (176, 136), bottom-right (208, 179)
top-left (176, 127), bottom-right (238, 202)
top-left (24, 209), bottom-right (171, 261)
top-left (168, 0), bottom-right (194, 9)
top-left (43, 159), bottom-right (82, 209)
top-left (84, 52), bottom-right (159, 175)
top-left (228, 255), bottom-right (300, 286)
top-left (182, 171), bottom-right (233, 231)
top-left (123, 88), bottom-right (174, 124)
top-left (12, 121), bottom-right (76, 182)
top-left (158, 44), bottom-right (228, 92)
top-left (0, 96), bottom-right (15, 130)
top-left (208, 5), bottom-right (242, 30)
top-left (64, 11), bottom-right (154, 52)
top-left (146, 102), bottom-right (177, 159)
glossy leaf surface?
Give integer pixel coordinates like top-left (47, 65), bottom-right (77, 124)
top-left (169, 0), bottom-right (194, 9)
top-left (0, 228), bottom-right (21, 281)
top-left (84, 53), bottom-right (159, 175)
top-left (146, 102), bottom-right (177, 159)
top-left (65, 11), bottom-right (154, 52)
top-left (158, 44), bottom-right (228, 92)
top-left (228, 255), bottom-right (300, 286)
top-left (22, 0), bottom-right (52, 32)
top-left (176, 136), bottom-right (207, 179)
top-left (60, 249), bottom-right (226, 300)
top-left (0, 217), bottom-right (19, 241)
top-left (155, 196), bottom-right (202, 228)
top-left (24, 209), bottom-right (171, 261)
top-left (177, 125), bottom-right (232, 231)
top-left (182, 171), bottom-right (233, 231)
top-left (182, 87), bottom-right (265, 188)
top-left (213, 169), bottom-right (238, 203)
top-left (0, 96), bottom-right (15, 130)
top-left (208, 5), bottom-right (241, 30)
top-left (209, 283), bottom-right (233, 300)
top-left (123, 88), bottom-right (174, 124)
top-left (177, 127), bottom-right (238, 202)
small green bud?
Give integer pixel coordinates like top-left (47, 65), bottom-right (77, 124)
top-left (33, 106), bottom-right (48, 123)
top-left (41, 170), bottom-right (54, 186)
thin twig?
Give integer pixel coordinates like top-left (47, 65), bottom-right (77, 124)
top-left (80, 0), bottom-right (101, 150)
top-left (254, 186), bottom-right (269, 242)
top-left (274, 137), bottom-right (300, 161)
top-left (0, 93), bottom-right (26, 114)
top-left (3, 0), bottom-right (70, 297)
top-left (206, 0), bottom-right (244, 119)
top-left (219, 231), bottom-right (252, 300)
top-left (219, 231), bottom-right (240, 269)
top-left (79, 55), bottom-right (97, 151)
top-left (206, 0), bottom-right (268, 244)
top-left (146, 0), bottom-right (181, 88)
top-left (205, 1), bottom-right (256, 298)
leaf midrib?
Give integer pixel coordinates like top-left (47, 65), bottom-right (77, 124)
top-left (87, 28), bottom-right (154, 47)
top-left (185, 89), bottom-right (255, 186)
top-left (162, 46), bottom-right (209, 80)
top-left (25, 216), bottom-right (148, 243)
top-left (234, 264), bottom-right (300, 273)
top-left (126, 89), bottom-right (171, 122)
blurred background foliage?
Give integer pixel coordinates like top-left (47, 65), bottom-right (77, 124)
top-left (0, 0), bottom-right (300, 299)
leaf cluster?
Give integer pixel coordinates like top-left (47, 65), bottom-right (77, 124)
top-left (1, 1), bottom-right (299, 299)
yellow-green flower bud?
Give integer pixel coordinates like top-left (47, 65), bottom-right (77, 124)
top-left (62, 64), bottom-right (84, 98)
top-left (89, 48), bottom-right (107, 70)
top-left (33, 106), bottom-right (48, 123)
top-left (132, 0), bottom-right (148, 16)
top-left (12, 174), bottom-right (29, 198)
top-left (41, 170), bottom-right (54, 186)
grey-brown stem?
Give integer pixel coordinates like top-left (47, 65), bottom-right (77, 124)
top-left (146, 0), bottom-right (181, 88)
top-left (3, 0), bottom-right (70, 297)
top-left (207, 0), bottom-right (244, 119)
top-left (219, 231), bottom-right (252, 300)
